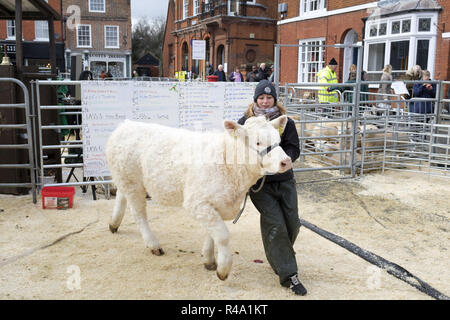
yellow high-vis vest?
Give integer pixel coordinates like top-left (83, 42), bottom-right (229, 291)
top-left (317, 66), bottom-right (339, 103)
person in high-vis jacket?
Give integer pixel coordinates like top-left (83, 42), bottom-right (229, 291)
top-left (317, 58), bottom-right (339, 104)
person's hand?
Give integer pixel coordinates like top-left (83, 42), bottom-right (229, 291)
top-left (425, 84), bottom-right (433, 90)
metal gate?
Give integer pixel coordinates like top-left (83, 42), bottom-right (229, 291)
top-left (0, 78), bottom-right (36, 203)
top-left (32, 79), bottom-right (112, 199)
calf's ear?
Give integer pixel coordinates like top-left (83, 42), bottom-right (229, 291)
top-left (224, 120), bottom-right (246, 137)
top-left (270, 115), bottom-right (288, 133)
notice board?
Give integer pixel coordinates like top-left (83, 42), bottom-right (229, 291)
top-left (81, 81), bottom-right (258, 177)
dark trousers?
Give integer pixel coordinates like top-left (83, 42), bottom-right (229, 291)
top-left (249, 179), bottom-right (301, 286)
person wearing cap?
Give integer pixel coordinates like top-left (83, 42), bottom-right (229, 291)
top-left (317, 58), bottom-right (339, 104)
top-left (237, 80), bottom-right (307, 296)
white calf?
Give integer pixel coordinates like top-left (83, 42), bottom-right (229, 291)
top-left (105, 116), bottom-right (291, 280)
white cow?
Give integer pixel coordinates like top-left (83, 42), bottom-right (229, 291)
top-left (105, 116), bottom-right (292, 280)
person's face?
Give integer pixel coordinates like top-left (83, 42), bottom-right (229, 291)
top-left (256, 94), bottom-right (275, 109)
top-left (329, 64), bottom-right (337, 72)
top-left (219, 66), bottom-right (223, 71)
top-left (252, 66), bottom-right (257, 72)
top-left (423, 74), bottom-right (430, 81)
top-left (235, 68), bottom-right (240, 73)
top-left (261, 64), bottom-right (266, 70)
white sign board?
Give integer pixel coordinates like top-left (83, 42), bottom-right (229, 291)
top-left (81, 81), bottom-right (258, 177)
top-left (391, 81), bottom-right (409, 95)
top-left (192, 40), bottom-right (206, 60)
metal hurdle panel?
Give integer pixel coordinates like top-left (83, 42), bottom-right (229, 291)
top-left (282, 82), bottom-right (359, 182)
top-left (33, 80), bottom-right (112, 197)
top-left (0, 78), bottom-right (37, 203)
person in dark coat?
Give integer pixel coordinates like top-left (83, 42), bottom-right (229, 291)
top-left (255, 63), bottom-right (269, 82)
top-left (213, 64), bottom-right (227, 81)
top-left (411, 70), bottom-right (436, 114)
top-left (246, 65), bottom-right (258, 82)
top-left (206, 61), bottom-right (214, 76)
top-left (79, 66), bottom-right (93, 80)
top-left (237, 80), bottom-right (307, 296)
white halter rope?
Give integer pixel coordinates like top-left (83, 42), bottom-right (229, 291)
top-left (233, 142), bottom-right (280, 224)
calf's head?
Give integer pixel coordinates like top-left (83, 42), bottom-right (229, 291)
top-left (224, 115), bottom-right (292, 175)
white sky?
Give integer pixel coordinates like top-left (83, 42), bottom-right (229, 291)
top-left (131, 0), bottom-right (169, 27)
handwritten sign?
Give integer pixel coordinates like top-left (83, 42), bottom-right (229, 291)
top-left (81, 81), bottom-right (258, 177)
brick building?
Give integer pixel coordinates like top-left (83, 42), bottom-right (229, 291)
top-left (162, 0), bottom-right (278, 79)
top-left (0, 0), bottom-right (65, 72)
top-left (62, 0), bottom-right (132, 78)
top-left (277, 0), bottom-right (450, 84)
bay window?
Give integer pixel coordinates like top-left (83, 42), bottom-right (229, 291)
top-left (364, 13), bottom-right (437, 80)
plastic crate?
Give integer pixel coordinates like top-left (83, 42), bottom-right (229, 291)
top-left (41, 186), bottom-right (75, 209)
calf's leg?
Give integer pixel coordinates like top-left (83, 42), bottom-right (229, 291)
top-left (109, 190), bottom-right (127, 233)
top-left (202, 234), bottom-right (217, 271)
top-left (127, 188), bottom-right (164, 256)
top-left (193, 204), bottom-right (232, 280)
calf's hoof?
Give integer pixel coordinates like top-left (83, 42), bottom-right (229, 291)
top-left (217, 272), bottom-right (228, 281)
top-left (204, 262), bottom-right (217, 271)
top-left (151, 248), bottom-right (165, 256)
top-left (109, 224), bottom-right (118, 233)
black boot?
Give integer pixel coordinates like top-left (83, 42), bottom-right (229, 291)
top-left (288, 274), bottom-right (307, 296)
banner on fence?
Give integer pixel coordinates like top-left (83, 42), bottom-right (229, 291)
top-left (81, 81), bottom-right (257, 177)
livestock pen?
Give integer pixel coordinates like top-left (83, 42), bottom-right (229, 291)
top-left (0, 77), bottom-right (449, 300)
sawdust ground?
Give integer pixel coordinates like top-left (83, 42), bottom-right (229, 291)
top-left (0, 169), bottom-right (448, 300)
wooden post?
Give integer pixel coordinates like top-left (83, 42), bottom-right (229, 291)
top-left (15, 0), bottom-right (23, 76)
top-left (48, 16), bottom-right (57, 76)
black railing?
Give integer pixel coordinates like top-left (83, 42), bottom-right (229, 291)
top-left (200, 0), bottom-right (247, 19)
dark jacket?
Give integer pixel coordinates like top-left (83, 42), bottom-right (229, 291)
top-left (255, 67), bottom-right (269, 82)
top-left (246, 71), bottom-right (258, 82)
top-left (213, 69), bottom-right (227, 81)
top-left (410, 82), bottom-right (436, 114)
top-left (238, 115), bottom-right (300, 185)
top-left (79, 70), bottom-right (93, 80)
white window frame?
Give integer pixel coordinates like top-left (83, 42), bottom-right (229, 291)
top-left (34, 20), bottom-right (49, 41)
top-left (193, 0), bottom-right (199, 16)
top-left (77, 24), bottom-right (92, 48)
top-left (104, 25), bottom-right (119, 49)
top-left (297, 37), bottom-right (325, 83)
top-left (6, 20), bottom-right (15, 39)
top-left (89, 0), bottom-right (106, 13)
top-left (228, 0), bottom-right (240, 15)
top-left (299, 0), bottom-right (327, 17)
top-left (364, 12), bottom-right (438, 78)
top-left (183, 0), bottom-right (189, 20)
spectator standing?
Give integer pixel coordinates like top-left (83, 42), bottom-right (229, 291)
top-left (411, 70), bottom-right (436, 114)
top-left (99, 70), bottom-right (107, 80)
top-left (206, 61), bottom-right (214, 76)
top-left (268, 65), bottom-right (275, 83)
top-left (246, 65), bottom-right (258, 82)
top-left (317, 58), bottom-right (339, 104)
top-left (378, 64), bottom-right (393, 107)
top-left (255, 63), bottom-right (269, 82)
top-left (229, 67), bottom-right (244, 82)
top-left (404, 65), bottom-right (423, 98)
top-left (213, 64), bottom-right (227, 81)
top-left (79, 66), bottom-right (93, 80)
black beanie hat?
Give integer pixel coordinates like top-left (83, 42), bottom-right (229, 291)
top-left (329, 58), bottom-right (338, 65)
top-left (253, 80), bottom-right (277, 102)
